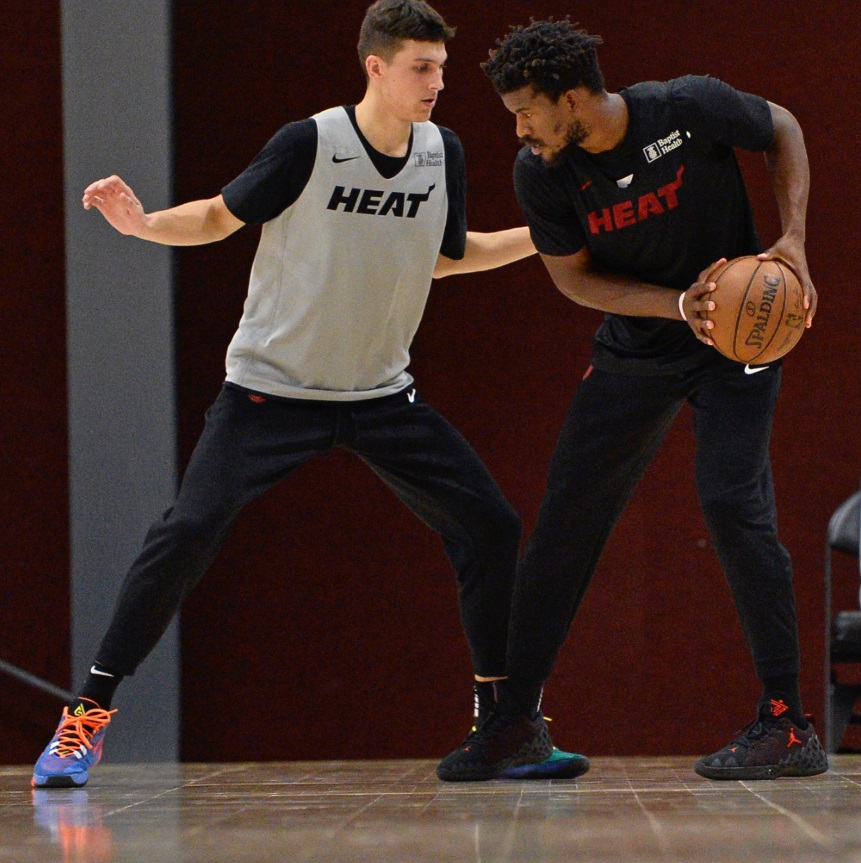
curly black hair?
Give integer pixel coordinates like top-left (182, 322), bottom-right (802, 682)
top-left (482, 18), bottom-right (604, 100)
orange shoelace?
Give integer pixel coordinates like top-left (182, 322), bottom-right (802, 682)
top-left (52, 707), bottom-right (117, 758)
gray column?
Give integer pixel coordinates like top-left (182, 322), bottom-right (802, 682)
top-left (62, 1), bottom-right (179, 761)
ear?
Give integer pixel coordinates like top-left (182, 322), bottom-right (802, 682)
top-left (562, 90), bottom-right (578, 112)
top-left (365, 54), bottom-right (386, 81)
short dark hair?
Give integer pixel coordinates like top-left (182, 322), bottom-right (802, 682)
top-left (482, 18), bottom-right (604, 101)
top-left (358, 0), bottom-right (455, 66)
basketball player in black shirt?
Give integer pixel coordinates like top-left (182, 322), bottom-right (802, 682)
top-left (438, 18), bottom-right (826, 782)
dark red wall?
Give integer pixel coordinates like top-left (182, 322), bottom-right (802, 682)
top-left (3, 2), bottom-right (858, 766)
top-left (172, 1), bottom-right (861, 760)
top-left (0, 2), bottom-right (71, 759)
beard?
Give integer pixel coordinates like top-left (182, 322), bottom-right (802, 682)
top-left (521, 118), bottom-right (587, 165)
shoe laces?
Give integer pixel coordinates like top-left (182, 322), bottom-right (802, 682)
top-left (731, 720), bottom-right (765, 748)
top-left (461, 712), bottom-right (492, 745)
top-left (463, 707), bottom-right (532, 748)
top-left (52, 707), bottom-right (117, 758)
top-left (728, 710), bottom-right (782, 752)
top-left (464, 706), bottom-right (549, 747)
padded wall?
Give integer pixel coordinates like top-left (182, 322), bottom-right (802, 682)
top-left (3, 1), bottom-right (858, 766)
top-left (171, 1), bottom-right (861, 759)
top-left (0, 2), bottom-right (71, 760)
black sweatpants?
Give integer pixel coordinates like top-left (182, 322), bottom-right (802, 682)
top-left (96, 384), bottom-right (520, 678)
top-left (507, 355), bottom-right (799, 684)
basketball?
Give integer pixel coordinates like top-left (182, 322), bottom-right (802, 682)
top-left (704, 256), bottom-right (806, 364)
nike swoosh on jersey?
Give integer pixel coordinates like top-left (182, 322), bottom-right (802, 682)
top-left (744, 364), bottom-right (770, 375)
top-left (332, 154), bottom-right (360, 163)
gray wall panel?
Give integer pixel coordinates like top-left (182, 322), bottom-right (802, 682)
top-left (62, 0), bottom-right (179, 762)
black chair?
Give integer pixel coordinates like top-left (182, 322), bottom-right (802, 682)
top-left (824, 486), bottom-right (861, 753)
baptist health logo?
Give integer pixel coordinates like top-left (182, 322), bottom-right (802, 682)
top-left (414, 150), bottom-right (443, 167)
top-left (643, 130), bottom-right (687, 163)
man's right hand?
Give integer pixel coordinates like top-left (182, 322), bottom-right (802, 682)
top-left (680, 258), bottom-right (725, 346)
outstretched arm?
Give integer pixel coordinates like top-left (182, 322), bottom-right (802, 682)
top-left (433, 227), bottom-right (536, 279)
top-left (82, 175), bottom-right (244, 245)
top-left (758, 102), bottom-right (817, 326)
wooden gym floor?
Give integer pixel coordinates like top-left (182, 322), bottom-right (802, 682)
top-left (5, 756), bottom-right (861, 863)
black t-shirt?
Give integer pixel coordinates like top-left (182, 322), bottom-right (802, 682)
top-left (514, 75), bottom-right (775, 373)
top-left (223, 106), bottom-right (468, 260)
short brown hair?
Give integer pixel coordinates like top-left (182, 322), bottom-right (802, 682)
top-left (358, 0), bottom-right (455, 66)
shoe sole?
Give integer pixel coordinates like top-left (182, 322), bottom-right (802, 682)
top-left (31, 773), bottom-right (89, 788)
top-left (437, 755), bottom-right (520, 782)
top-left (694, 761), bottom-right (828, 780)
top-left (501, 751), bottom-right (590, 780)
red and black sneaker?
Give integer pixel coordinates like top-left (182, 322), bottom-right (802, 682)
top-left (695, 698), bottom-right (828, 780)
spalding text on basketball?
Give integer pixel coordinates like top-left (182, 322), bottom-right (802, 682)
top-left (743, 277), bottom-right (779, 349)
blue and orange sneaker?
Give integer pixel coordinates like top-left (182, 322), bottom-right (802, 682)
top-left (32, 699), bottom-right (116, 788)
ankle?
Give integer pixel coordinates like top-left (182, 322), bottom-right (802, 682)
top-left (76, 663), bottom-right (124, 711)
top-left (760, 691), bottom-right (806, 728)
top-left (473, 681), bottom-right (496, 724)
top-left (496, 678), bottom-right (544, 719)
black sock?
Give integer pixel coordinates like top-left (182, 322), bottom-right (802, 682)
top-left (473, 681), bottom-right (496, 724)
top-left (761, 674), bottom-right (806, 728)
top-left (72, 663), bottom-right (124, 712)
top-left (496, 678), bottom-right (544, 719)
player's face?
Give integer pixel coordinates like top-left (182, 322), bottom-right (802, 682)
top-left (500, 86), bottom-right (586, 164)
top-left (374, 40), bottom-right (447, 122)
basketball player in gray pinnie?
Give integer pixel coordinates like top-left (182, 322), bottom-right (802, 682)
top-left (32, 1), bottom-right (585, 788)
top-left (437, 18), bottom-right (826, 783)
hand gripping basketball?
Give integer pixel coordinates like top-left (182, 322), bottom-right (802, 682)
top-left (704, 256), bottom-right (807, 364)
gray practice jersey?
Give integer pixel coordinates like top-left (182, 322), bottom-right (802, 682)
top-left (224, 106), bottom-right (451, 401)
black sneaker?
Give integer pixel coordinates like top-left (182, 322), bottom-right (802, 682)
top-left (446, 716), bottom-right (590, 780)
top-left (500, 745), bottom-right (590, 780)
top-left (437, 709), bottom-right (554, 781)
top-left (695, 699), bottom-right (828, 780)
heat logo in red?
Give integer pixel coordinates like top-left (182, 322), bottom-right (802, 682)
top-left (586, 166), bottom-right (684, 235)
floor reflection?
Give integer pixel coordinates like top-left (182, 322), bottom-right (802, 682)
top-left (32, 789), bottom-right (112, 863)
